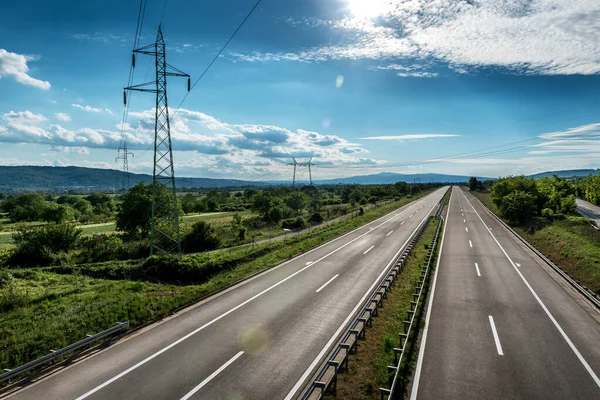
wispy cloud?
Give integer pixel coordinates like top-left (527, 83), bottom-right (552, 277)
top-left (359, 134), bottom-right (460, 140)
top-left (0, 49), bottom-right (50, 89)
top-left (71, 104), bottom-right (112, 114)
top-left (234, 1), bottom-right (600, 76)
top-left (68, 32), bottom-right (128, 44)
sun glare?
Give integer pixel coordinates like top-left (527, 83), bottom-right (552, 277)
top-left (347, 0), bottom-right (390, 19)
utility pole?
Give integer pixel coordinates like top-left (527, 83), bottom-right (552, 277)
top-left (124, 25), bottom-right (190, 256)
top-left (115, 140), bottom-right (134, 191)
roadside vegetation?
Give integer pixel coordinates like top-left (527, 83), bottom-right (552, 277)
top-left (336, 217), bottom-right (439, 399)
top-left (469, 175), bottom-right (600, 293)
top-left (0, 183), bottom-right (436, 371)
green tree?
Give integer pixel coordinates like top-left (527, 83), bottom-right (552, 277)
top-left (41, 203), bottom-right (75, 223)
top-left (585, 175), bottom-right (600, 205)
top-left (116, 182), bottom-right (177, 237)
top-left (501, 190), bottom-right (537, 225)
top-left (491, 176), bottom-right (543, 216)
top-left (285, 192), bottom-right (308, 215)
top-left (7, 193), bottom-right (46, 222)
top-left (469, 177), bottom-right (479, 191)
top-left (85, 193), bottom-right (116, 215)
top-left (537, 175), bottom-right (576, 214)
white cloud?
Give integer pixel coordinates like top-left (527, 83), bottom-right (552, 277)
top-left (359, 134), bottom-right (460, 140)
top-left (0, 49), bottom-right (51, 89)
top-left (54, 112), bottom-right (71, 122)
top-left (2, 110), bottom-right (47, 123)
top-left (235, 1), bottom-right (600, 76)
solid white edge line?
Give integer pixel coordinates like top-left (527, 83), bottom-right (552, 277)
top-left (315, 274), bottom-right (340, 293)
top-left (179, 351), bottom-right (244, 400)
top-left (363, 245), bottom-right (375, 255)
top-left (74, 191), bottom-right (440, 400)
top-left (387, 230), bottom-right (394, 236)
top-left (488, 316), bottom-right (504, 356)
top-left (409, 188), bottom-right (452, 400)
top-left (284, 190), bottom-right (445, 400)
top-left (475, 262), bottom-right (481, 277)
top-left (462, 190), bottom-right (600, 388)
top-left (469, 240), bottom-right (473, 248)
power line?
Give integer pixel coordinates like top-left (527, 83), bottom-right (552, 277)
top-left (172, 0), bottom-right (264, 118)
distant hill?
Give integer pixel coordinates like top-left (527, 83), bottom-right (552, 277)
top-left (529, 169), bottom-right (600, 179)
top-left (0, 166), bottom-right (266, 192)
top-left (313, 172), bottom-right (495, 185)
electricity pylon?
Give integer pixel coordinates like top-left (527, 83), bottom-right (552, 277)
top-left (288, 157), bottom-right (316, 186)
top-left (124, 25), bottom-right (190, 256)
top-left (115, 140), bottom-right (134, 191)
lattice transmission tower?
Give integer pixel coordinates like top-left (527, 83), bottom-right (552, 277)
top-left (115, 140), bottom-right (134, 191)
top-left (287, 156), bottom-right (316, 186)
top-left (124, 25), bottom-right (190, 256)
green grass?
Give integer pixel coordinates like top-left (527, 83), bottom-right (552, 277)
top-left (0, 192), bottom-right (432, 371)
top-left (181, 210), bottom-right (251, 223)
top-left (472, 191), bottom-right (600, 293)
top-left (336, 218), bottom-right (440, 399)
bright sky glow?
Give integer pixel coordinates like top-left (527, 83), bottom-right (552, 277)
top-left (0, 0), bottom-right (599, 182)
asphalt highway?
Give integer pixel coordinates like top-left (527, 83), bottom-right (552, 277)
top-left (576, 198), bottom-right (600, 227)
top-left (411, 186), bottom-right (600, 400)
top-left (4, 188), bottom-right (447, 400)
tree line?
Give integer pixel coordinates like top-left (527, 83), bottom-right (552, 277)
top-left (0, 181), bottom-right (436, 268)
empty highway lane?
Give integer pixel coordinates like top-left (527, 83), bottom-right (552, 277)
top-left (412, 186), bottom-right (600, 400)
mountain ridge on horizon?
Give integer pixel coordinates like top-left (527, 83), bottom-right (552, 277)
top-left (0, 165), bottom-right (597, 192)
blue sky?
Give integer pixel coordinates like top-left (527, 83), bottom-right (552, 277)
top-left (1, 0), bottom-right (600, 182)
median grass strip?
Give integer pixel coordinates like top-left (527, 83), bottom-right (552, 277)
top-left (472, 191), bottom-right (600, 294)
top-left (335, 217), bottom-right (439, 400)
top-left (0, 192), bottom-right (431, 372)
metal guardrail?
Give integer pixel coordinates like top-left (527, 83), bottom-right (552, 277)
top-left (0, 321), bottom-right (129, 385)
top-left (300, 191), bottom-right (448, 400)
top-left (380, 213), bottom-right (443, 400)
top-left (469, 192), bottom-right (600, 310)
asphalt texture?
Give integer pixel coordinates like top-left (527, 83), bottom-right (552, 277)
top-left (576, 198), bottom-right (600, 227)
top-left (3, 188), bottom-right (447, 400)
top-left (411, 186), bottom-right (600, 400)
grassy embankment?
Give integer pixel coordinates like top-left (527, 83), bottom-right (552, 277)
top-left (335, 217), bottom-right (440, 399)
top-left (471, 191), bottom-right (600, 294)
top-left (0, 192), bottom-right (431, 371)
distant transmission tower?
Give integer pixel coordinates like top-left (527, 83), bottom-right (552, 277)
top-left (115, 140), bottom-right (134, 191)
top-left (124, 25), bottom-right (190, 256)
top-left (288, 157), bottom-right (316, 186)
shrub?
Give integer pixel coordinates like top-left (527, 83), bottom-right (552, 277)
top-left (281, 217), bottom-right (307, 230)
top-left (308, 212), bottom-right (324, 224)
top-left (541, 208), bottom-right (555, 220)
top-left (358, 207), bottom-right (364, 216)
top-left (10, 223), bottom-right (82, 267)
top-left (181, 221), bottom-right (221, 252)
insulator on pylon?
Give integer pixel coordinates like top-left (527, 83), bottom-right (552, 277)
top-left (187, 77), bottom-right (191, 92)
top-left (132, 53), bottom-right (136, 68)
top-left (123, 90), bottom-right (127, 105)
